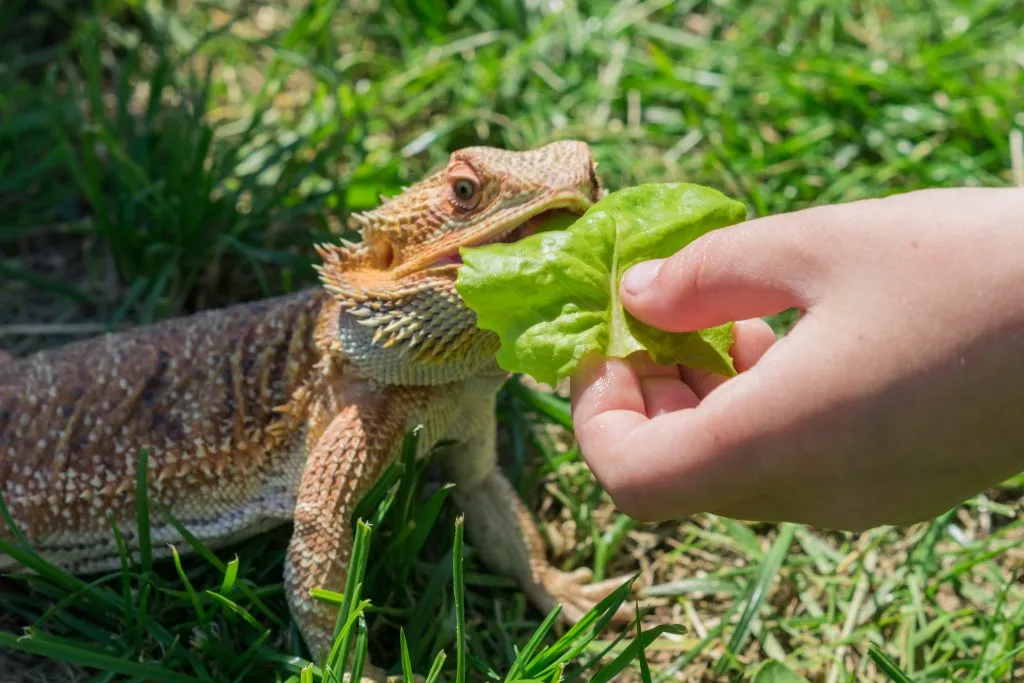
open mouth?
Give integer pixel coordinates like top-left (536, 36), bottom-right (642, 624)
top-left (429, 208), bottom-right (581, 268)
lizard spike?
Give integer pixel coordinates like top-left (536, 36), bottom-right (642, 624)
top-left (391, 323), bottom-right (419, 343)
top-left (378, 317), bottom-right (411, 337)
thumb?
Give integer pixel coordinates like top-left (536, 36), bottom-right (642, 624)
top-left (620, 212), bottom-right (830, 332)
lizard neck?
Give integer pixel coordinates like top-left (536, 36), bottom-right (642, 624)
top-left (313, 290), bottom-right (503, 387)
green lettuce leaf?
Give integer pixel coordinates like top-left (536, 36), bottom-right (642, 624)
top-left (455, 183), bottom-right (747, 387)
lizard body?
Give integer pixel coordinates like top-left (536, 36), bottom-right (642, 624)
top-left (0, 141), bottom-right (628, 679)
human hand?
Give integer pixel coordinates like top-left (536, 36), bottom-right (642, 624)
top-left (570, 188), bottom-right (1024, 531)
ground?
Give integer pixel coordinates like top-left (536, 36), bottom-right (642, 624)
top-left (0, 1), bottom-right (1022, 681)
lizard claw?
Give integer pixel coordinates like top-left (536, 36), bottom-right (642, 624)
top-left (535, 567), bottom-right (636, 627)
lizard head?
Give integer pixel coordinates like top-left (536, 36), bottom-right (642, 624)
top-left (317, 140), bottom-right (601, 385)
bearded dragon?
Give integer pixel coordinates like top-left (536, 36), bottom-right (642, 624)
top-left (0, 141), bottom-right (631, 680)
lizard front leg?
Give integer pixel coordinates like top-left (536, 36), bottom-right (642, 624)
top-left (442, 389), bottom-right (634, 625)
top-left (285, 399), bottom-right (412, 681)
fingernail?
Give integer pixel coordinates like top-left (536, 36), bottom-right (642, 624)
top-left (622, 259), bottom-right (665, 295)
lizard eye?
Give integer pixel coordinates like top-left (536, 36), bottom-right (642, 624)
top-left (447, 160), bottom-right (483, 211)
top-left (454, 179), bottom-right (476, 200)
top-left (449, 177), bottom-right (481, 210)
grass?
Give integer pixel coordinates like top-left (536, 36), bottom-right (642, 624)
top-left (1, 0), bottom-right (1023, 681)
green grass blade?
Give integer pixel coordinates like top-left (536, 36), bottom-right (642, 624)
top-left (205, 591), bottom-right (266, 632)
top-left (349, 615), bottom-right (370, 683)
top-left (220, 556), bottom-right (241, 595)
top-left (424, 650), bottom-right (447, 683)
top-left (529, 574), bottom-right (639, 675)
top-left (105, 514), bottom-right (135, 635)
top-left (0, 632), bottom-right (203, 683)
top-left (589, 624), bottom-right (685, 683)
top-left (170, 545), bottom-right (207, 624)
top-left (504, 605), bottom-right (562, 681)
top-left (751, 661), bottom-right (811, 682)
top-left (400, 628), bottom-right (414, 681)
top-left (715, 523), bottom-right (797, 674)
top-left (868, 644), bottom-right (915, 683)
top-left (453, 515), bottom-right (467, 683)
top-left (326, 520), bottom-right (373, 675)
top-left (504, 378), bottom-right (572, 429)
top-left (150, 500), bottom-right (284, 627)
top-left (0, 491), bottom-right (30, 548)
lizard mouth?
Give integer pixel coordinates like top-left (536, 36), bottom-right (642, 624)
top-left (426, 208), bottom-right (583, 269)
